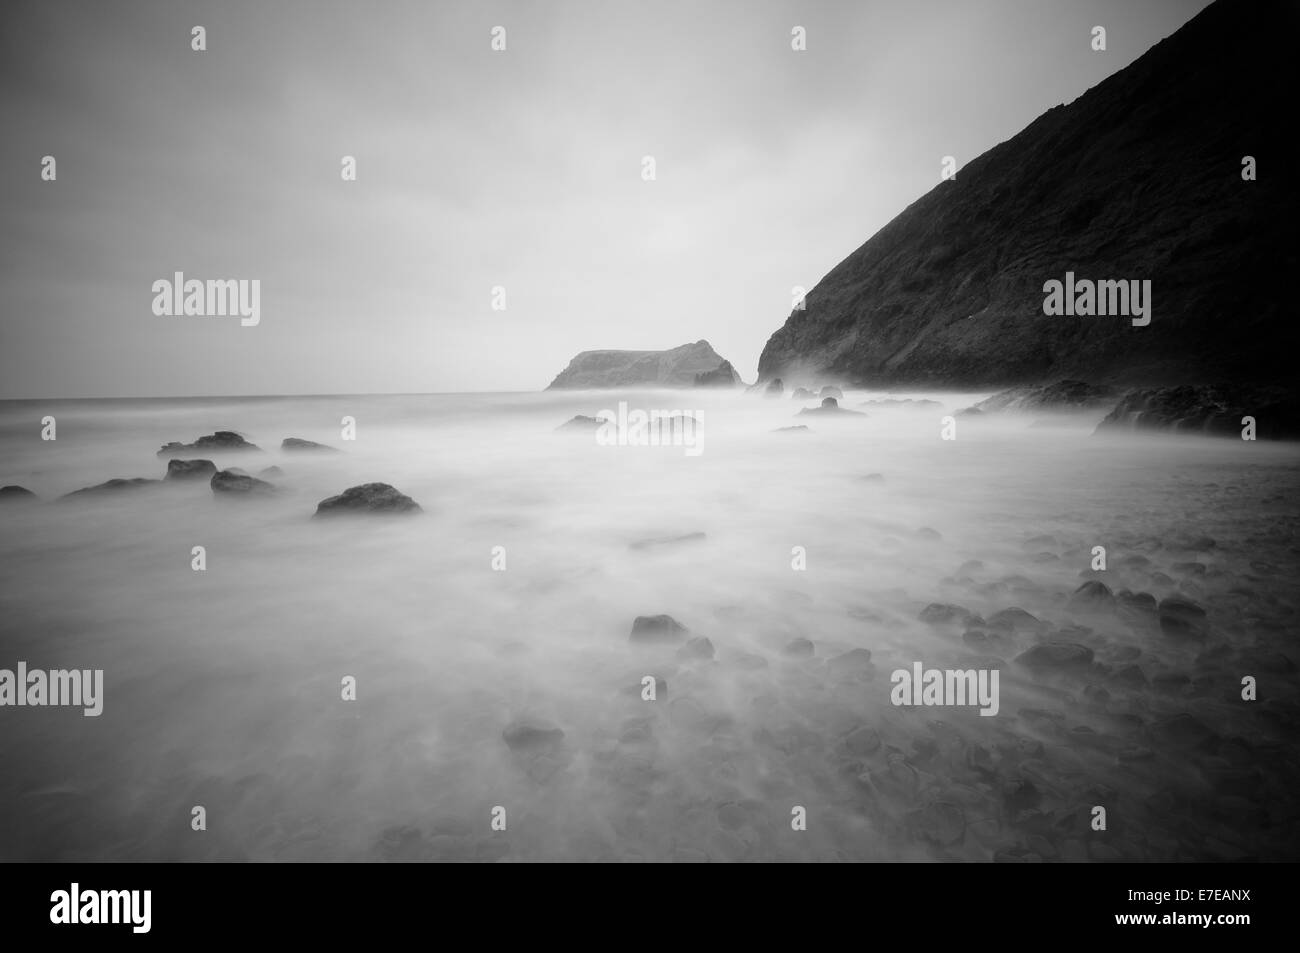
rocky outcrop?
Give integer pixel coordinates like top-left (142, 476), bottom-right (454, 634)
top-left (60, 478), bottom-right (159, 500)
top-left (165, 459), bottom-right (217, 480)
top-left (1094, 384), bottom-right (1300, 439)
top-left (210, 470), bottom-right (276, 496)
top-left (756, 0), bottom-right (1297, 390)
top-left (282, 438), bottom-right (339, 452)
top-left (157, 431), bottom-right (259, 457)
top-left (313, 482), bottom-right (421, 516)
top-left (693, 360), bottom-right (743, 388)
top-left (547, 340), bottom-right (739, 389)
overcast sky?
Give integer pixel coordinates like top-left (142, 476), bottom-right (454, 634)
top-left (0, 0), bottom-right (1211, 398)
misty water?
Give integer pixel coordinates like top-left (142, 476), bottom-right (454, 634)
top-left (1, 391), bottom-right (1298, 861)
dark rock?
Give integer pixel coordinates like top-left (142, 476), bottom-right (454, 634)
top-left (502, 718), bottom-right (564, 751)
top-left (282, 437), bottom-right (339, 452)
top-left (1015, 641), bottom-right (1094, 673)
top-left (783, 638), bottom-right (815, 658)
top-left (211, 470), bottom-right (276, 496)
top-left (797, 397), bottom-right (865, 417)
top-left (157, 431), bottom-right (259, 457)
top-left (919, 603), bottom-right (982, 626)
top-left (556, 414), bottom-right (608, 431)
top-left (1151, 713), bottom-right (1215, 747)
top-left (988, 607), bottom-right (1048, 634)
top-left (1096, 384), bottom-right (1300, 440)
top-left (0, 485), bottom-right (38, 502)
top-left (976, 380), bottom-right (1117, 413)
top-left (629, 614), bottom-right (688, 643)
top-left (1158, 595), bottom-right (1208, 638)
top-left (61, 478), bottom-right (160, 500)
top-left (677, 636), bottom-right (715, 661)
top-left (313, 482), bottom-right (420, 515)
top-left (1069, 579), bottom-right (1116, 610)
top-left (165, 458), bottom-right (217, 481)
top-left (547, 340), bottom-right (740, 388)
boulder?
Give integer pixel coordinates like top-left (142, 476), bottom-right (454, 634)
top-left (629, 614), bottom-right (688, 643)
top-left (796, 397), bottom-right (865, 417)
top-left (61, 478), bottom-right (159, 500)
top-left (165, 459), bottom-right (217, 481)
top-left (314, 483), bottom-right (421, 516)
top-left (0, 485), bottom-right (38, 502)
top-left (211, 470), bottom-right (276, 496)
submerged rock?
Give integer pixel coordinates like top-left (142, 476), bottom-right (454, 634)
top-left (502, 718), bottom-right (565, 752)
top-left (314, 483), bottom-right (421, 515)
top-left (629, 532), bottom-right (706, 551)
top-left (629, 614), bottom-right (688, 643)
top-left (211, 470), bottom-right (276, 496)
top-left (556, 415), bottom-right (607, 431)
top-left (61, 478), bottom-right (160, 500)
top-left (165, 458), bottom-right (217, 481)
top-left (1015, 642), bottom-right (1094, 673)
top-left (282, 437), bottom-right (339, 452)
top-left (157, 431), bottom-right (259, 457)
top-left (783, 638), bottom-right (815, 658)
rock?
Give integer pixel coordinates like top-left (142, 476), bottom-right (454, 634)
top-left (818, 385), bottom-right (844, 400)
top-left (919, 603), bottom-right (982, 626)
top-left (210, 470), bottom-right (276, 496)
top-left (1151, 713), bottom-right (1215, 747)
top-left (547, 340), bottom-right (740, 388)
top-left (629, 532), bottom-right (706, 551)
top-left (281, 437), bottom-right (339, 452)
top-left (844, 725), bottom-right (881, 755)
top-left (677, 636), bottom-right (715, 661)
top-left (987, 607), bottom-right (1047, 634)
top-left (754, 3), bottom-right (1295, 392)
top-left (157, 431), bottom-right (259, 457)
top-left (1158, 596), bottom-right (1207, 638)
top-left (693, 360), bottom-right (743, 388)
top-left (1069, 579), bottom-right (1116, 610)
top-left (165, 459), bottom-right (217, 481)
top-left (975, 380), bottom-right (1117, 413)
top-left (556, 415), bottom-right (607, 431)
top-left (1001, 778), bottom-right (1042, 813)
top-left (827, 648), bottom-right (874, 677)
top-left (259, 466), bottom-right (284, 478)
top-left (797, 397), bottom-right (865, 417)
top-left (764, 378), bottom-right (784, 398)
top-left (502, 718), bottom-right (564, 752)
top-left (629, 614), bottom-right (688, 643)
top-left (860, 398), bottom-right (944, 411)
top-left (60, 478), bottom-right (160, 500)
top-left (773, 425), bottom-right (810, 432)
top-left (907, 801), bottom-right (965, 846)
top-left (783, 638), bottom-right (815, 658)
top-left (1096, 384), bottom-right (1300, 440)
top-left (791, 387), bottom-right (816, 400)
top-left (313, 482), bottom-right (421, 515)
top-left (1015, 642), bottom-right (1095, 673)
top-left (0, 485), bottom-right (38, 502)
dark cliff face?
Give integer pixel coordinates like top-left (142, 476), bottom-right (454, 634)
top-left (757, 0), bottom-right (1298, 389)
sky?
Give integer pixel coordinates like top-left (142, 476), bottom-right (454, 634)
top-left (0, 0), bottom-right (1213, 398)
